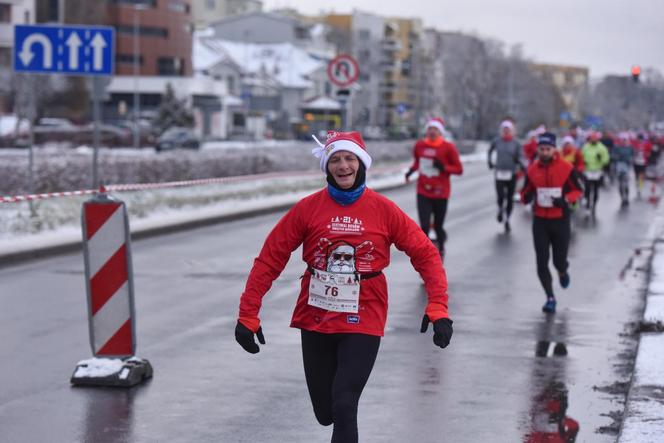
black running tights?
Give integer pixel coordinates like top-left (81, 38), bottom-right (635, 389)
top-left (532, 216), bottom-right (570, 298)
top-left (301, 330), bottom-right (381, 443)
top-left (416, 194), bottom-right (448, 247)
top-left (495, 178), bottom-right (517, 217)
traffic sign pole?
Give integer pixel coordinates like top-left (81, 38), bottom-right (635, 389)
top-left (327, 55), bottom-right (360, 130)
top-left (92, 77), bottom-right (102, 189)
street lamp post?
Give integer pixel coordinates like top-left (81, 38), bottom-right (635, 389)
top-left (133, 5), bottom-right (146, 149)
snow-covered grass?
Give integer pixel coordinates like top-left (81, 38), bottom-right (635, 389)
top-left (0, 140), bottom-right (417, 195)
top-left (0, 142), bottom-right (487, 258)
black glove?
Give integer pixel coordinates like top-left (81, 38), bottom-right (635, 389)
top-left (523, 191), bottom-right (534, 204)
top-left (420, 315), bottom-right (453, 348)
top-left (596, 152), bottom-right (602, 162)
top-left (235, 320), bottom-right (266, 354)
top-left (552, 196), bottom-right (567, 208)
top-left (433, 158), bottom-right (445, 171)
top-left (405, 168), bottom-right (415, 182)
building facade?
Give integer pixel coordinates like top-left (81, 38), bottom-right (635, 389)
top-left (529, 63), bottom-right (589, 120)
top-left (192, 0), bottom-right (262, 29)
top-left (105, 0), bottom-right (192, 77)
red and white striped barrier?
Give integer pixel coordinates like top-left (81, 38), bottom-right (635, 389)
top-left (0, 164), bottom-right (408, 204)
top-left (82, 192), bottom-right (136, 357)
top-left (72, 191), bottom-right (153, 387)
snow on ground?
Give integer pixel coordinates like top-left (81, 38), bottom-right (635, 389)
top-left (0, 144), bottom-right (488, 259)
top-left (619, 238), bottom-right (664, 442)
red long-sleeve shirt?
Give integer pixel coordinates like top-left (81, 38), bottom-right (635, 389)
top-left (409, 138), bottom-right (463, 199)
top-left (520, 153), bottom-right (583, 219)
top-left (238, 188), bottom-right (450, 337)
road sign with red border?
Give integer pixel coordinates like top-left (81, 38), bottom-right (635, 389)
top-left (327, 54), bottom-right (360, 88)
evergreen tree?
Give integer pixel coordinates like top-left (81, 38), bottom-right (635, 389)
top-left (154, 83), bottom-right (194, 135)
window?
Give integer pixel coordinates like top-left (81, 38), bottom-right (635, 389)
top-left (206, 0), bottom-right (215, 10)
top-left (0, 4), bottom-right (11, 23)
top-left (227, 76), bottom-right (235, 94)
top-left (168, 1), bottom-right (188, 13)
top-left (109, 0), bottom-right (156, 7)
top-left (157, 57), bottom-right (183, 76)
top-left (0, 47), bottom-right (11, 66)
top-left (117, 25), bottom-right (168, 38)
top-left (116, 54), bottom-right (144, 65)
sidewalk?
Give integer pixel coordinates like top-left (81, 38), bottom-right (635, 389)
top-left (619, 209), bottom-right (664, 441)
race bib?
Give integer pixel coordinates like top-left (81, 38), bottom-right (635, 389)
top-left (635, 153), bottom-right (646, 165)
top-left (419, 158), bottom-right (438, 177)
top-left (495, 170), bottom-right (513, 181)
top-left (537, 187), bottom-right (562, 208)
top-left (308, 269), bottom-right (360, 313)
top-left (584, 170), bottom-right (603, 180)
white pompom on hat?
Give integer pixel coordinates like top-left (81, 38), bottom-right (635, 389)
top-left (425, 117), bottom-right (446, 134)
top-left (311, 131), bottom-right (372, 173)
top-left (562, 135), bottom-right (576, 146)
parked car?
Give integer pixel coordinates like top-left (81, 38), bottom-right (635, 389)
top-left (33, 117), bottom-right (80, 144)
top-left (0, 115), bottom-right (30, 147)
top-left (155, 127), bottom-right (200, 152)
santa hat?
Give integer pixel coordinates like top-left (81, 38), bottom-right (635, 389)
top-left (311, 131), bottom-right (372, 172)
top-left (425, 118), bottom-right (446, 134)
top-left (500, 120), bottom-right (514, 131)
top-left (562, 135), bottom-right (575, 146)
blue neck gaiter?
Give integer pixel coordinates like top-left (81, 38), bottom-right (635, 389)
top-left (327, 182), bottom-right (366, 206)
top-left (326, 161), bottom-right (367, 206)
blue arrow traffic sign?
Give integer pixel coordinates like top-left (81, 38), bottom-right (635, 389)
top-left (13, 24), bottom-right (114, 76)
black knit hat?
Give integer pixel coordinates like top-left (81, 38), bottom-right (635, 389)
top-left (537, 132), bottom-right (557, 147)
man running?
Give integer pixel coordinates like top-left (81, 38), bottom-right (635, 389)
top-left (521, 132), bottom-right (583, 313)
top-left (580, 131), bottom-right (610, 218)
top-left (488, 120), bottom-right (523, 232)
top-left (632, 133), bottom-right (652, 197)
top-left (405, 118), bottom-right (463, 257)
top-left (614, 132), bottom-right (634, 207)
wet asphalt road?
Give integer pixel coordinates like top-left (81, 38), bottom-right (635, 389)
top-left (0, 162), bottom-right (661, 442)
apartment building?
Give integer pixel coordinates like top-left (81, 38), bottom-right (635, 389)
top-left (530, 63), bottom-right (589, 120)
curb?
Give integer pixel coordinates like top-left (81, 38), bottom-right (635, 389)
top-left (618, 208), bottom-right (664, 442)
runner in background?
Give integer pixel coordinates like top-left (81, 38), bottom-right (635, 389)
top-left (580, 131), bottom-right (610, 218)
top-left (613, 132), bottom-right (634, 207)
top-left (488, 120), bottom-right (523, 232)
top-left (600, 131), bottom-right (616, 185)
top-left (405, 118), bottom-right (463, 258)
top-left (521, 133), bottom-right (583, 313)
top-left (560, 136), bottom-right (585, 174)
top-left (632, 133), bottom-right (652, 198)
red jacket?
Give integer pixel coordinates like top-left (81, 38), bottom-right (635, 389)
top-left (632, 139), bottom-right (652, 166)
top-left (524, 139), bottom-right (538, 165)
top-left (560, 145), bottom-right (585, 173)
top-left (409, 138), bottom-right (463, 199)
top-left (238, 188), bottom-right (449, 337)
top-left (520, 153), bottom-right (583, 219)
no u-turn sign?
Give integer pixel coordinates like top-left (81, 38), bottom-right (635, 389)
top-left (327, 54), bottom-right (360, 88)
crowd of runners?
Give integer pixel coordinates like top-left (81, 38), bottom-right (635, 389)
top-left (232, 119), bottom-right (662, 442)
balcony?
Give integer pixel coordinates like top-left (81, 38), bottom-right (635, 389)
top-left (380, 38), bottom-right (401, 52)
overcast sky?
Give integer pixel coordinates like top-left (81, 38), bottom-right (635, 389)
top-left (263, 0), bottom-right (664, 78)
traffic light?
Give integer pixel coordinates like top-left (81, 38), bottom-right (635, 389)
top-left (631, 65), bottom-right (641, 83)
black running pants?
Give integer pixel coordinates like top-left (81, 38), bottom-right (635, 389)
top-left (584, 178), bottom-right (601, 210)
top-left (532, 216), bottom-right (570, 298)
top-left (301, 330), bottom-right (381, 443)
top-left (416, 194), bottom-right (448, 246)
top-left (495, 178), bottom-right (517, 217)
